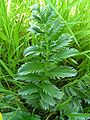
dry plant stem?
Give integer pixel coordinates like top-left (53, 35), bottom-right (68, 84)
top-left (45, 112), bottom-right (56, 120)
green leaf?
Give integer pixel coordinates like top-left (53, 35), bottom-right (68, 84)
top-left (23, 45), bottom-right (41, 57)
top-left (18, 62), bottom-right (45, 75)
top-left (15, 74), bottom-right (41, 83)
top-left (19, 84), bottom-right (39, 95)
top-left (69, 87), bottom-right (85, 98)
top-left (40, 99), bottom-right (49, 110)
top-left (33, 14), bottom-right (42, 23)
top-left (3, 111), bottom-right (40, 120)
top-left (42, 83), bottom-right (63, 99)
top-left (30, 26), bottom-right (44, 34)
top-left (40, 91), bottom-right (56, 107)
top-left (59, 33), bottom-right (73, 47)
top-left (49, 19), bottom-right (63, 40)
top-left (23, 93), bottom-right (40, 107)
top-left (48, 66), bottom-right (77, 79)
top-left (24, 93), bottom-right (40, 100)
top-left (50, 33), bottom-right (73, 52)
top-left (49, 48), bottom-right (78, 61)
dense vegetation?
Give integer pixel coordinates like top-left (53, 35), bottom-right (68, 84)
top-left (0, 0), bottom-right (90, 119)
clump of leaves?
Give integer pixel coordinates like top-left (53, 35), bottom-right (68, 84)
top-left (3, 111), bottom-right (40, 120)
top-left (15, 5), bottom-right (78, 111)
top-left (56, 73), bottom-right (90, 119)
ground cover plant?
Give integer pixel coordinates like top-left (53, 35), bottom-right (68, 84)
top-left (0, 0), bottom-right (90, 120)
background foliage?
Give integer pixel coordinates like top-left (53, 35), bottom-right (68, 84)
top-left (0, 0), bottom-right (90, 119)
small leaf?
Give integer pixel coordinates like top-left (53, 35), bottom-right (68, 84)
top-left (40, 91), bottom-right (56, 106)
top-left (18, 62), bottom-right (45, 75)
top-left (23, 45), bottom-right (41, 57)
top-left (30, 26), bottom-right (44, 34)
top-left (40, 99), bottom-right (49, 110)
top-left (33, 14), bottom-right (42, 23)
top-left (19, 84), bottom-right (39, 95)
top-left (15, 74), bottom-right (41, 83)
top-left (48, 66), bottom-right (77, 79)
top-left (50, 33), bottom-right (73, 51)
top-left (24, 94), bottom-right (40, 107)
top-left (59, 33), bottom-right (73, 47)
top-left (42, 83), bottom-right (63, 99)
top-left (49, 48), bottom-right (78, 61)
